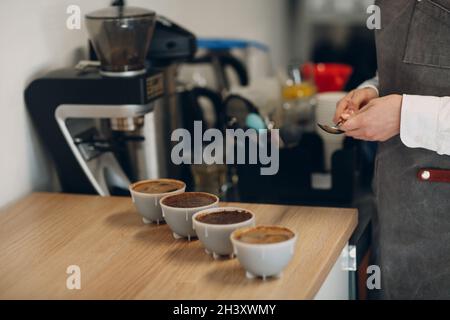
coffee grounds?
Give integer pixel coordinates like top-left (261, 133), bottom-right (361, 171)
top-left (162, 193), bottom-right (216, 208)
top-left (197, 210), bottom-right (252, 225)
top-left (236, 226), bottom-right (294, 244)
top-left (133, 180), bottom-right (183, 194)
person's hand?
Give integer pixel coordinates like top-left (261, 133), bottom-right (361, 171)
top-left (333, 87), bottom-right (379, 123)
top-left (340, 94), bottom-right (403, 142)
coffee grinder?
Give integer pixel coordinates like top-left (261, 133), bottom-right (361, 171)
top-left (25, 5), bottom-right (196, 196)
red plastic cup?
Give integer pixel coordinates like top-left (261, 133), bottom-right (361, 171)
top-left (302, 63), bottom-right (353, 93)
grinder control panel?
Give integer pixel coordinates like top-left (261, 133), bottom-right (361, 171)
top-left (146, 73), bottom-right (164, 102)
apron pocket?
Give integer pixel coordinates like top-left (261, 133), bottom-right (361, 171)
top-left (403, 0), bottom-right (450, 69)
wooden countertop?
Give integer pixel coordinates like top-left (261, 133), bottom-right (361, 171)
top-left (0, 193), bottom-right (357, 300)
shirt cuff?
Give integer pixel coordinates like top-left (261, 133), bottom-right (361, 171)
top-left (359, 84), bottom-right (379, 97)
top-left (400, 94), bottom-right (450, 154)
top-left (357, 75), bottom-right (379, 96)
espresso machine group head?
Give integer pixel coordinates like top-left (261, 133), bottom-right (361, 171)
top-left (25, 5), bottom-right (196, 196)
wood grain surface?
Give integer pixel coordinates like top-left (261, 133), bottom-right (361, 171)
top-left (0, 193), bottom-right (357, 300)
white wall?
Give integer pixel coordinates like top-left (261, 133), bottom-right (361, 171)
top-left (0, 0), bottom-right (289, 208)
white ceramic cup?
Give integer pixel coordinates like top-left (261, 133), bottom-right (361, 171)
top-left (192, 207), bottom-right (255, 259)
top-left (160, 192), bottom-right (219, 241)
top-left (316, 92), bottom-right (347, 171)
top-left (231, 225), bottom-right (297, 279)
top-left (129, 179), bottom-right (186, 225)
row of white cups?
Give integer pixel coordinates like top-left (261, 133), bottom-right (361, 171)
top-left (129, 179), bottom-right (297, 280)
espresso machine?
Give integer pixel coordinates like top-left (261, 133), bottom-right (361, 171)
top-left (25, 5), bottom-right (197, 196)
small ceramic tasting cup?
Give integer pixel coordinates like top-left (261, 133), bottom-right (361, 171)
top-left (230, 225), bottom-right (297, 280)
top-left (160, 192), bottom-right (219, 241)
top-left (129, 179), bottom-right (186, 225)
top-left (193, 207), bottom-right (255, 259)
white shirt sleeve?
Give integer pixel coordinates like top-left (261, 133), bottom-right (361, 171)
top-left (357, 74), bottom-right (380, 96)
top-left (400, 95), bottom-right (450, 155)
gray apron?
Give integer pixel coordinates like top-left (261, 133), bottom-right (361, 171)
top-left (374, 0), bottom-right (450, 299)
